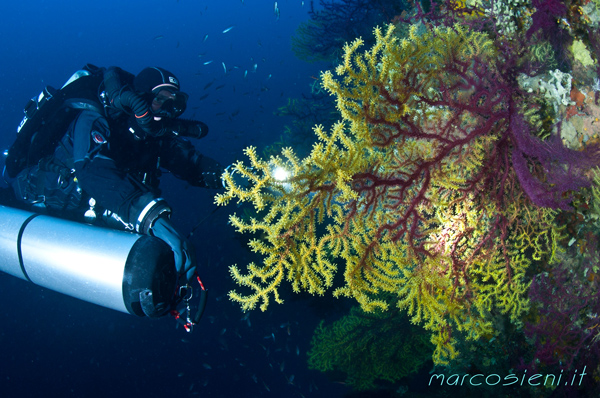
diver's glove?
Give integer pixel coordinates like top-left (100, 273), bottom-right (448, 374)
top-left (150, 217), bottom-right (197, 281)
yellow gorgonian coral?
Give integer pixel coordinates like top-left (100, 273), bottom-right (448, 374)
top-left (215, 23), bottom-right (566, 364)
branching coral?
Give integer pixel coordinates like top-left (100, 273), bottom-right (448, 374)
top-left (215, 20), bottom-right (600, 364)
top-left (307, 305), bottom-right (433, 390)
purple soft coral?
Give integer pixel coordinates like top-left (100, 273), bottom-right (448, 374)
top-left (525, 244), bottom-right (600, 376)
top-left (510, 114), bottom-right (599, 209)
top-left (527, 0), bottom-right (567, 40)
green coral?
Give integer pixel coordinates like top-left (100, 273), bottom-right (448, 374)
top-left (308, 305), bottom-right (433, 390)
top-left (529, 41), bottom-right (557, 69)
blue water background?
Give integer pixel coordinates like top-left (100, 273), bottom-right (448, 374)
top-left (0, 1), bottom-right (360, 397)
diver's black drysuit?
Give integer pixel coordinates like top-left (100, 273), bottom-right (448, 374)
top-left (71, 109), bottom-right (223, 232)
top-left (10, 70), bottom-right (224, 235)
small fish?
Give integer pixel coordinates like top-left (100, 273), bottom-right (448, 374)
top-left (264, 333), bottom-right (274, 341)
top-left (203, 80), bottom-right (215, 90)
top-left (252, 63), bottom-right (258, 73)
top-left (222, 62), bottom-right (227, 74)
top-left (153, 35), bottom-right (164, 40)
top-left (215, 84), bottom-right (226, 90)
top-left (266, 74), bottom-right (272, 80)
top-left (199, 94), bottom-right (209, 100)
top-left (262, 381), bottom-right (270, 392)
top-left (203, 60), bottom-right (213, 65)
top-left (241, 312), bottom-right (251, 327)
top-left (222, 25), bottom-right (235, 33)
top-left (274, 2), bottom-right (280, 20)
top-left (202, 363), bottom-right (212, 370)
top-left (203, 34), bottom-right (209, 42)
top-left (244, 70), bottom-right (248, 79)
top-left (296, 346), bottom-right (300, 356)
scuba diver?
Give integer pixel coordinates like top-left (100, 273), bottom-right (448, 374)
top-left (3, 65), bottom-right (225, 287)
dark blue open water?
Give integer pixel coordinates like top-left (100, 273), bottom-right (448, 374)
top-left (0, 1), bottom-right (358, 397)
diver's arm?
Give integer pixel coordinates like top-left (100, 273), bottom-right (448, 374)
top-left (161, 136), bottom-right (225, 189)
top-left (71, 111), bottom-right (195, 279)
top-left (76, 158), bottom-right (195, 279)
top-left (70, 111), bottom-right (167, 231)
top-left (73, 156), bottom-right (166, 231)
top-left (76, 157), bottom-right (195, 278)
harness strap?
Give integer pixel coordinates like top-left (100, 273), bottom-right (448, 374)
top-left (17, 213), bottom-right (40, 283)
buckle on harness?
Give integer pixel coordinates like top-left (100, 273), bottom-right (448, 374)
top-left (170, 274), bottom-right (208, 333)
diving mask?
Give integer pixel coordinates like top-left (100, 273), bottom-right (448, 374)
top-left (151, 90), bottom-right (189, 119)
